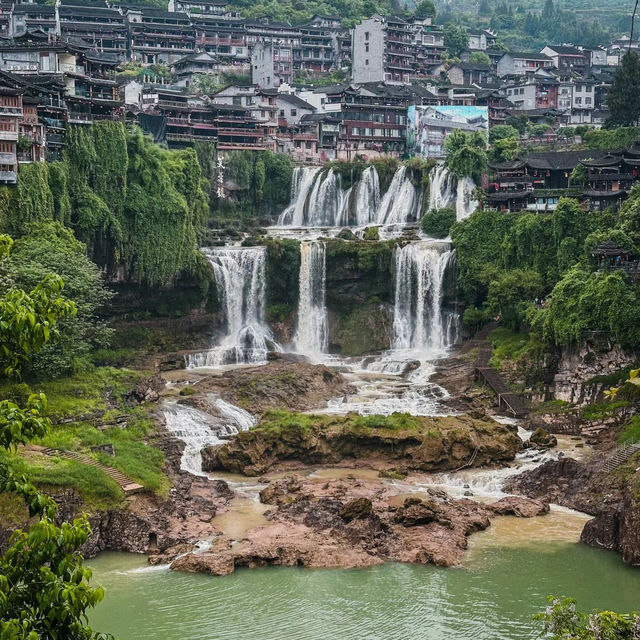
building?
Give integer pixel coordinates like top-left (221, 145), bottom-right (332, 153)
top-left (540, 45), bottom-right (587, 74)
top-left (126, 7), bottom-right (196, 65)
top-left (59, 1), bottom-right (128, 60)
top-left (276, 92), bottom-right (315, 125)
top-left (10, 3), bottom-right (56, 36)
top-left (245, 19), bottom-right (299, 86)
top-left (171, 52), bottom-right (220, 88)
top-left (351, 15), bottom-right (415, 85)
top-left (168, 0), bottom-right (233, 16)
top-left (408, 105), bottom-right (489, 158)
top-left (295, 15), bottom-right (341, 75)
top-left (497, 52), bottom-right (553, 77)
top-left (501, 74), bottom-right (559, 110)
top-left (447, 62), bottom-right (492, 86)
top-left (192, 15), bottom-right (249, 71)
top-left (251, 42), bottom-right (276, 89)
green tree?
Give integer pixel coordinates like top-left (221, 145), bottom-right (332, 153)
top-left (469, 51), bottom-right (490, 66)
top-left (606, 52), bottom-right (640, 127)
top-left (7, 222), bottom-right (114, 378)
top-left (0, 234), bottom-right (110, 639)
top-left (489, 124), bottom-right (520, 143)
top-left (538, 596), bottom-right (640, 639)
top-left (421, 207), bottom-right (456, 238)
top-left (488, 137), bottom-right (520, 164)
top-left (444, 23), bottom-right (469, 57)
top-left (413, 0), bottom-right (435, 18)
top-left (487, 268), bottom-right (543, 330)
top-left (444, 130), bottom-right (487, 180)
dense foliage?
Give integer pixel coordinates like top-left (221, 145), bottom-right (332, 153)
top-left (537, 596), bottom-right (640, 639)
top-left (421, 207), bottom-right (456, 239)
top-left (444, 130), bottom-right (487, 182)
top-left (5, 222), bottom-right (113, 378)
top-left (451, 197), bottom-right (640, 343)
top-left (606, 52), bottom-right (640, 128)
top-left (0, 122), bottom-right (210, 289)
top-left (0, 235), bottom-right (109, 639)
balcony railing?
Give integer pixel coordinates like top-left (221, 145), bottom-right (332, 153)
top-left (68, 113), bottom-right (93, 123)
top-left (0, 131), bottom-right (18, 141)
top-left (0, 106), bottom-right (23, 116)
top-left (0, 152), bottom-right (16, 164)
top-left (0, 170), bottom-right (17, 183)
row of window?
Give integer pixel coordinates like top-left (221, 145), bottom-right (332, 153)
top-left (349, 127), bottom-right (402, 137)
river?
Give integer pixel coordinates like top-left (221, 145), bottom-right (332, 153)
top-left (89, 526), bottom-right (640, 640)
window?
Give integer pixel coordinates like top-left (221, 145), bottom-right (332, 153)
top-left (520, 88), bottom-right (525, 95)
top-left (365, 44), bottom-right (369, 52)
top-left (365, 31), bottom-right (369, 41)
top-left (291, 109), bottom-right (297, 116)
top-left (365, 59), bottom-right (369, 65)
top-left (233, 96), bottom-right (241, 105)
top-left (575, 97), bottom-right (582, 104)
top-left (585, 97), bottom-right (592, 104)
top-left (280, 109), bottom-right (285, 116)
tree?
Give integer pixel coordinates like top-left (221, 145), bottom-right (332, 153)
top-left (606, 52), bottom-right (640, 127)
top-left (489, 125), bottom-right (520, 144)
top-left (487, 269), bottom-right (543, 330)
top-left (537, 596), bottom-right (640, 639)
top-left (0, 234), bottom-right (110, 639)
top-left (443, 129), bottom-right (487, 181)
top-left (506, 114), bottom-right (529, 135)
top-left (7, 222), bottom-right (113, 378)
top-left (469, 51), bottom-right (490, 66)
top-left (421, 208), bottom-right (456, 238)
top-left (444, 23), bottom-right (469, 57)
top-left (488, 137), bottom-right (520, 164)
top-left (413, 0), bottom-right (435, 18)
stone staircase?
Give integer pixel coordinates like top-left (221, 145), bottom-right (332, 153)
top-left (601, 442), bottom-right (640, 474)
top-left (35, 446), bottom-right (144, 495)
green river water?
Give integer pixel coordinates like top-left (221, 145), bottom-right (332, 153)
top-left (89, 535), bottom-right (640, 640)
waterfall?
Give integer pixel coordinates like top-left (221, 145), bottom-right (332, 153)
top-left (428, 165), bottom-right (478, 221)
top-left (455, 175), bottom-right (479, 221)
top-left (428, 164), bottom-right (457, 211)
top-left (277, 166), bottom-right (322, 226)
top-left (212, 398), bottom-right (257, 434)
top-left (186, 246), bottom-right (281, 368)
top-left (376, 165), bottom-right (421, 225)
top-left (354, 166), bottom-right (381, 226)
top-left (305, 169), bottom-right (343, 226)
top-left (392, 241), bottom-right (459, 356)
top-left (294, 241), bottom-right (328, 354)
top-left (163, 404), bottom-right (223, 475)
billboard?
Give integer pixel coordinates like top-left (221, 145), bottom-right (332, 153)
top-left (407, 105), bottom-right (489, 158)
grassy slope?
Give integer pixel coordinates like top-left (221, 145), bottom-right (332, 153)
top-left (0, 367), bottom-right (170, 517)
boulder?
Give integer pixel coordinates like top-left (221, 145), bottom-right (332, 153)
top-left (490, 496), bottom-right (550, 518)
top-left (339, 497), bottom-right (373, 522)
top-left (528, 427), bottom-right (557, 449)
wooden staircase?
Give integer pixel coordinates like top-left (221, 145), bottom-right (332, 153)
top-left (601, 442), bottom-right (640, 474)
top-left (471, 323), bottom-right (529, 418)
top-left (36, 447), bottom-right (144, 495)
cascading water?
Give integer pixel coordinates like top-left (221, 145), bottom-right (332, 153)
top-left (376, 165), bottom-right (421, 225)
top-left (427, 164), bottom-right (478, 223)
top-left (277, 166), bottom-right (322, 226)
top-left (213, 397), bottom-right (257, 434)
top-left (163, 404), bottom-right (223, 475)
top-left (294, 241), bottom-right (328, 354)
top-left (392, 241), bottom-right (459, 357)
top-left (275, 165), bottom-right (419, 228)
top-left (187, 246), bottom-right (281, 368)
top-left (352, 166), bottom-right (381, 226)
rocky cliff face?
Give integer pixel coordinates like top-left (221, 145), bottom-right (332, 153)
top-left (553, 344), bottom-right (636, 405)
top-left (202, 414), bottom-right (522, 476)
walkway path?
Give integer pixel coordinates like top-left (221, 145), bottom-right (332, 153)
top-left (471, 323), bottom-right (529, 418)
top-left (29, 445), bottom-right (144, 495)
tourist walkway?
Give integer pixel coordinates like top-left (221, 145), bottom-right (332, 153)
top-left (471, 323), bottom-right (529, 418)
top-left (29, 445), bottom-right (144, 495)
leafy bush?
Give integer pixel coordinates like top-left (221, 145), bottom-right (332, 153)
top-left (421, 208), bottom-right (456, 239)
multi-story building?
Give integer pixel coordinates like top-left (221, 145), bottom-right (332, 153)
top-left (0, 76), bottom-right (22, 184)
top-left (59, 1), bottom-right (128, 61)
top-left (497, 51), bottom-right (553, 77)
top-left (126, 7), bottom-right (196, 65)
top-left (570, 78), bottom-right (595, 123)
top-left (540, 45), bottom-right (587, 74)
top-left (447, 62), bottom-right (492, 86)
top-left (351, 15), bottom-right (415, 85)
top-left (10, 2), bottom-right (56, 36)
top-left (172, 52), bottom-right (220, 88)
top-left (245, 19), bottom-right (299, 86)
top-left (18, 94), bottom-right (45, 164)
top-left (192, 15), bottom-right (249, 71)
top-left (501, 74), bottom-right (559, 110)
top-left (295, 15), bottom-right (341, 75)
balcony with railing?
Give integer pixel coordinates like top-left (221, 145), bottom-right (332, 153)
top-left (68, 112), bottom-right (93, 124)
top-left (0, 129), bottom-right (18, 141)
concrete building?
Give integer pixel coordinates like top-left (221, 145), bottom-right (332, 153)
top-left (251, 42), bottom-right (276, 89)
top-left (497, 51), bottom-right (553, 77)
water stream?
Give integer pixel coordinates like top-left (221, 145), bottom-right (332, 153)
top-left (294, 241), bottom-right (328, 355)
top-left (186, 246), bottom-right (282, 368)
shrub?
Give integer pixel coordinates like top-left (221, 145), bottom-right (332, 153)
top-left (421, 208), bottom-right (456, 238)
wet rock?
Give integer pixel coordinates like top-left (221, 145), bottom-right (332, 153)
top-left (490, 496), bottom-right (550, 518)
top-left (528, 428), bottom-right (557, 449)
top-left (260, 476), bottom-right (305, 505)
top-left (394, 497), bottom-right (441, 527)
top-left (339, 497), bottom-right (373, 522)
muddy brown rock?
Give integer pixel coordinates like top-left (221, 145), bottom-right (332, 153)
top-left (490, 496), bottom-right (550, 518)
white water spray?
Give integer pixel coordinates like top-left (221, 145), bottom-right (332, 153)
top-left (427, 164), bottom-right (478, 222)
top-left (187, 246), bottom-right (281, 368)
top-left (294, 241), bottom-right (328, 354)
top-left (392, 241), bottom-right (459, 356)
